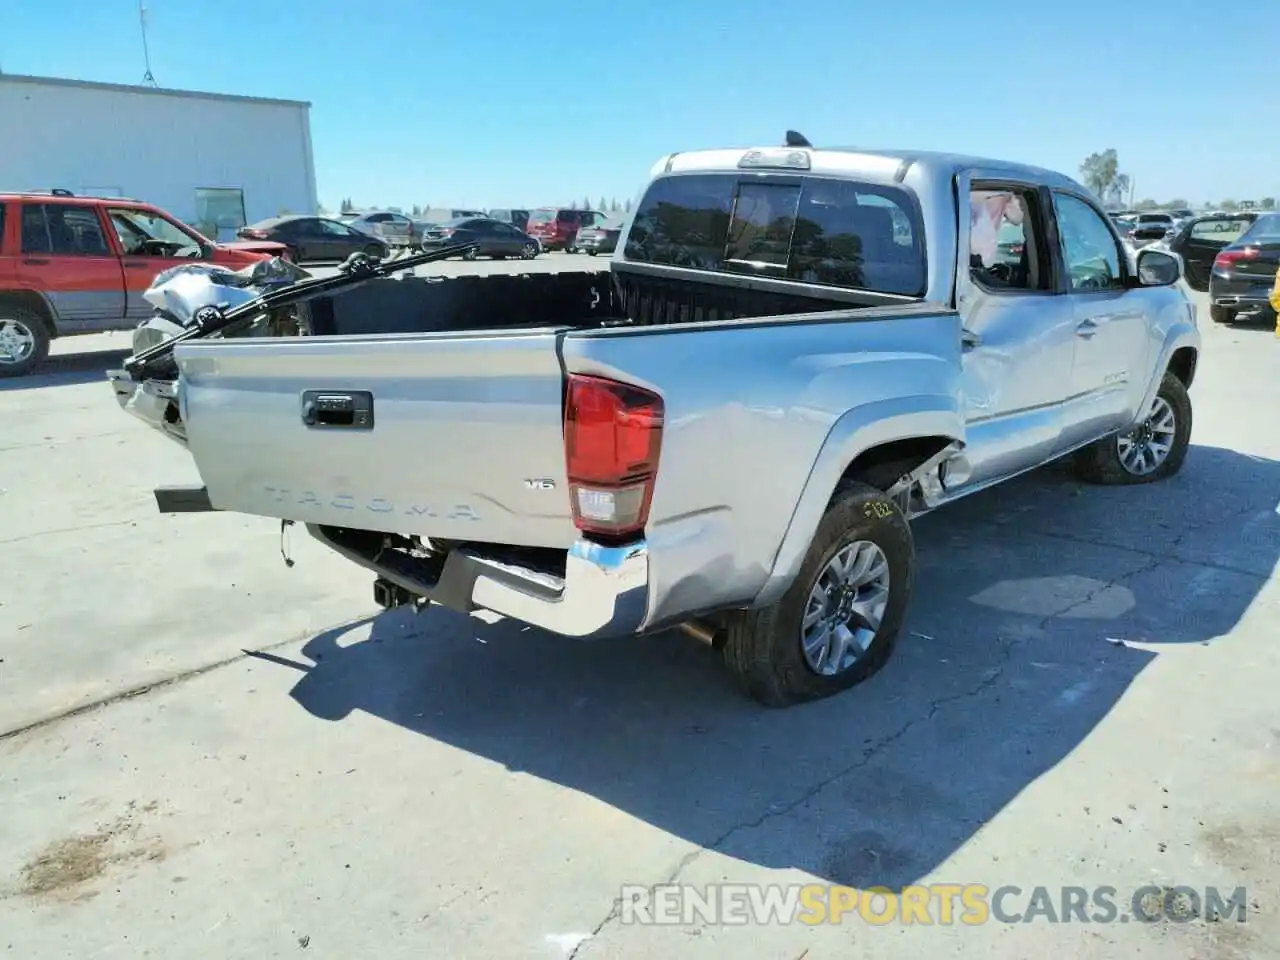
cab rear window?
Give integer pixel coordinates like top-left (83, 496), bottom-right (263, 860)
top-left (623, 173), bottom-right (926, 296)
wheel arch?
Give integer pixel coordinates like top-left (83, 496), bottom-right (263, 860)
top-left (752, 397), bottom-right (963, 608)
top-left (0, 289), bottom-right (58, 338)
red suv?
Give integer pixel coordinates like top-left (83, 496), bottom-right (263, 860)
top-left (525, 208), bottom-right (609, 252)
top-left (0, 191), bottom-right (286, 376)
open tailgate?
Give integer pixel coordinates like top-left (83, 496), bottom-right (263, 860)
top-left (172, 330), bottom-right (579, 548)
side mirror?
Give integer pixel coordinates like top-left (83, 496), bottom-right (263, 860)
top-left (1135, 248), bottom-right (1180, 287)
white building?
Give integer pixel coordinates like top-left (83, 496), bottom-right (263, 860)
top-left (0, 73), bottom-right (317, 240)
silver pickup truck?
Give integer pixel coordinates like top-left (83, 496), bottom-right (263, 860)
top-left (109, 139), bottom-right (1201, 707)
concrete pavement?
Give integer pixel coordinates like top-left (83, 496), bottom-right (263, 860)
top-left (0, 282), bottom-right (1277, 959)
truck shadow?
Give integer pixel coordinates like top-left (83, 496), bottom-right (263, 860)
top-left (0, 348), bottom-right (131, 392)
top-left (265, 443), bottom-right (1279, 889)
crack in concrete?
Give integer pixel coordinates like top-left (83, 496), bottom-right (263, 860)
top-left (0, 618), bottom-right (367, 744)
top-left (987, 500), bottom-right (1269, 582)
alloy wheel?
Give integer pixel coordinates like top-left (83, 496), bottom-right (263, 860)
top-left (800, 540), bottom-right (891, 676)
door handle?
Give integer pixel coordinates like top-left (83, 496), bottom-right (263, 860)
top-left (961, 329), bottom-right (982, 349)
top-left (123, 261), bottom-right (152, 268)
top-left (22, 258), bottom-right (50, 265)
top-left (1076, 319), bottom-right (1099, 338)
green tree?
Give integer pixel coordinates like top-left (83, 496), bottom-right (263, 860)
top-left (597, 196), bottom-right (606, 212)
top-left (582, 195), bottom-right (592, 211)
top-left (1080, 149), bottom-right (1121, 202)
top-left (1135, 198), bottom-right (1158, 211)
top-left (411, 204), bottom-right (422, 216)
top-left (610, 197), bottom-right (619, 212)
top-left (624, 197), bottom-right (632, 213)
top-left (1221, 199), bottom-right (1239, 211)
top-left (1165, 198), bottom-right (1189, 210)
top-left (340, 197), bottom-right (354, 213)
top-left (1262, 197), bottom-right (1276, 210)
top-left (570, 199), bottom-right (578, 209)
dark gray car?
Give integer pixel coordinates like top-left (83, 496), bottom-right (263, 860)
top-left (239, 216), bottom-right (390, 263)
top-left (418, 217), bottom-right (540, 259)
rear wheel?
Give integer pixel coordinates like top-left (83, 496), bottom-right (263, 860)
top-left (1209, 305), bottom-right (1235, 324)
top-left (0, 303), bottom-right (51, 378)
top-left (363, 244), bottom-right (384, 258)
top-left (1073, 373), bottom-right (1191, 485)
top-left (521, 242), bottom-right (538, 260)
top-left (463, 247), bottom-right (478, 261)
top-left (721, 482), bottom-right (914, 707)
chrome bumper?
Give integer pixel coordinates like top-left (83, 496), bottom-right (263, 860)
top-left (470, 539), bottom-right (649, 639)
top-left (308, 525), bottom-right (650, 640)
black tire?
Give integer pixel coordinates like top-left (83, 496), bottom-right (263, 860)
top-left (363, 244), bottom-right (384, 259)
top-left (721, 482), bottom-right (915, 707)
top-left (1209, 305), bottom-right (1235, 324)
top-left (0, 302), bottom-right (52, 378)
top-left (463, 247), bottom-right (478, 261)
top-left (588, 249), bottom-right (598, 256)
top-left (1073, 373), bottom-right (1192, 485)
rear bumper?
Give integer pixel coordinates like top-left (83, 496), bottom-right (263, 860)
top-left (150, 482), bottom-right (650, 638)
top-left (1210, 272), bottom-right (1276, 310)
top-left (310, 524), bottom-right (650, 639)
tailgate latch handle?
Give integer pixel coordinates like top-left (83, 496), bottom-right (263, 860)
top-left (301, 390), bottom-right (375, 430)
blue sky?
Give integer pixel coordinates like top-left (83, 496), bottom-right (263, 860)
top-left (2, 0), bottom-right (1274, 211)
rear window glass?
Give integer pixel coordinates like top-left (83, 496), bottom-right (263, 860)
top-left (1136, 213), bottom-right (1171, 223)
top-left (529, 210), bottom-right (554, 222)
top-left (1241, 213), bottom-right (1280, 243)
top-left (624, 173), bottom-right (925, 296)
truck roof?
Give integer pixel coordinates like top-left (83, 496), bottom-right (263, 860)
top-left (654, 145), bottom-right (1085, 194)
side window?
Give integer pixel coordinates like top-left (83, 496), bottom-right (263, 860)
top-left (968, 186), bottom-right (1048, 293)
top-left (0, 203), bottom-right (6, 249)
top-left (21, 204), bottom-right (51, 253)
top-left (1190, 218), bottom-right (1250, 243)
top-left (316, 220), bottom-right (353, 236)
top-left (556, 210), bottom-right (576, 224)
top-left (1054, 193), bottom-right (1123, 292)
top-left (21, 203), bottom-right (109, 256)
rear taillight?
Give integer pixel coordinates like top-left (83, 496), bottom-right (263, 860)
top-left (563, 374), bottom-right (664, 541)
top-left (1214, 248), bottom-right (1257, 270)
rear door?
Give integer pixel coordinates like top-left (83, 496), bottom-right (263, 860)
top-left (173, 330), bottom-right (579, 547)
top-left (1175, 216), bottom-right (1252, 290)
top-left (17, 202), bottom-right (125, 332)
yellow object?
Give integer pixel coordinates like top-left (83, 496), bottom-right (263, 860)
top-left (1272, 265), bottom-right (1280, 335)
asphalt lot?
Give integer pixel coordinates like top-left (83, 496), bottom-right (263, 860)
top-left (1, 263), bottom-right (1277, 959)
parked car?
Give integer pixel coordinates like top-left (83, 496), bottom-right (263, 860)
top-left (418, 217), bottom-right (540, 259)
top-left (488, 209), bottom-right (531, 232)
top-left (344, 211), bottom-right (418, 247)
top-left (1205, 211), bottom-right (1280, 324)
top-left (1165, 212), bottom-right (1257, 292)
top-left (573, 214), bottom-right (627, 255)
top-left (0, 189), bottom-right (283, 376)
top-left (238, 216), bottom-right (390, 263)
top-left (110, 139), bottom-right (1199, 707)
top-left (1126, 212), bottom-right (1175, 249)
top-left (525, 207), bottom-right (609, 251)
